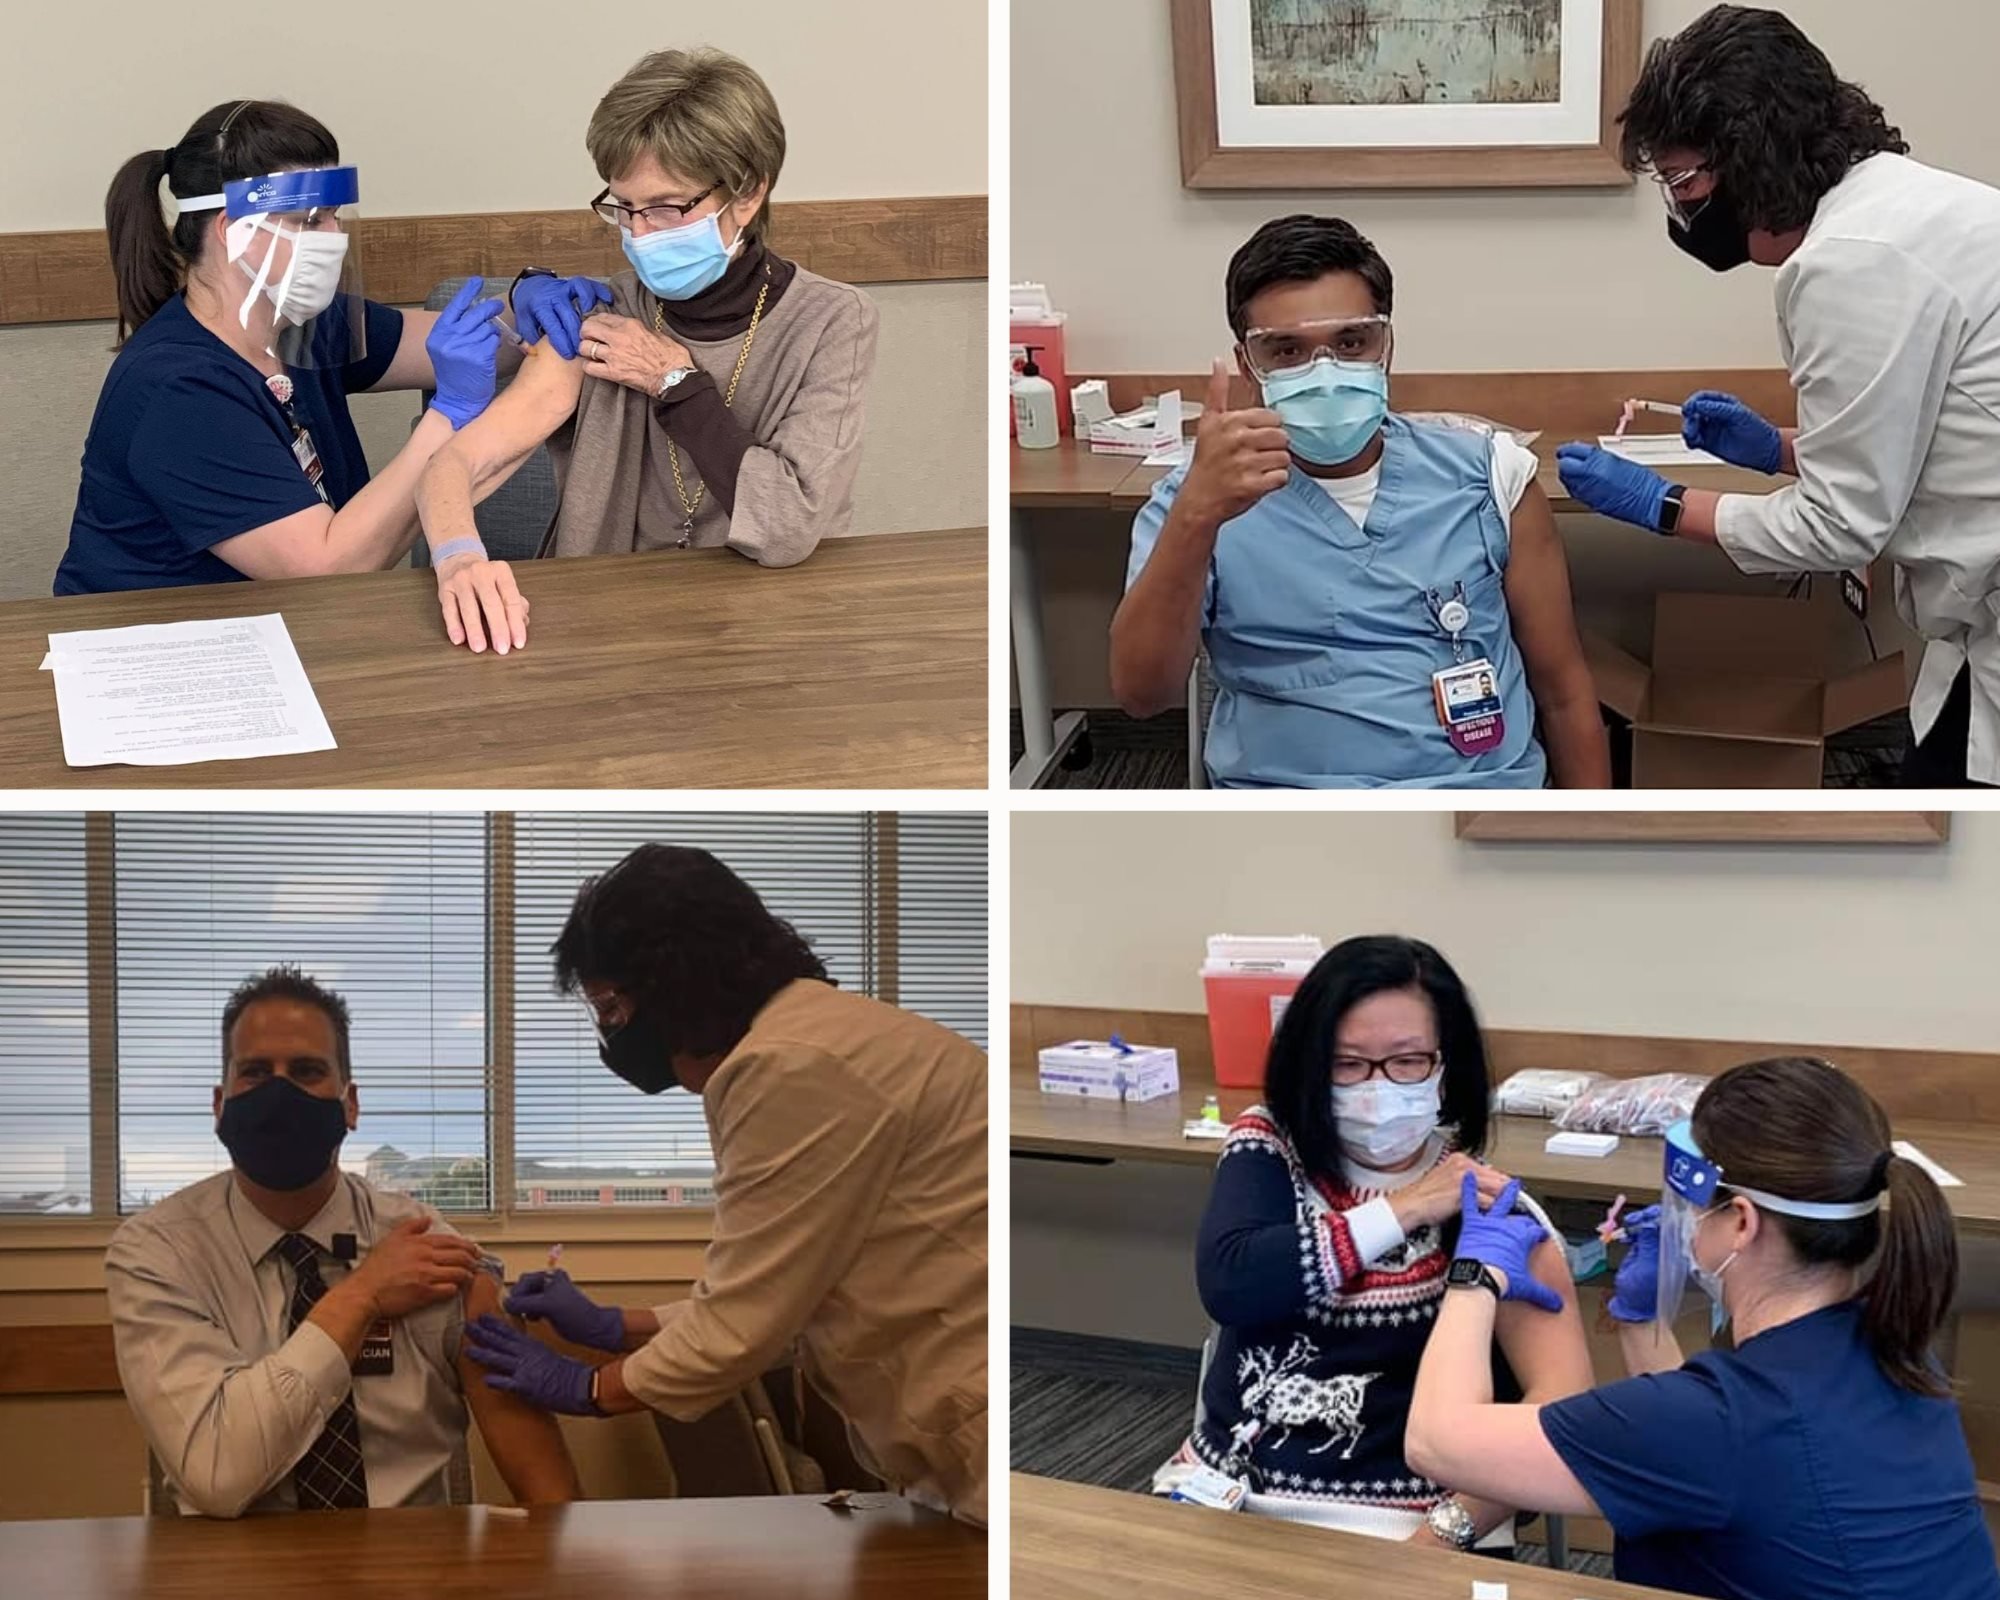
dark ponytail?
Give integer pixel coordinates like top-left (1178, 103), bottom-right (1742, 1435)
top-left (103, 100), bottom-right (341, 347)
top-left (1694, 1057), bottom-right (1956, 1398)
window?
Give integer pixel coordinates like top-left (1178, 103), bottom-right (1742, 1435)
top-left (0, 811), bottom-right (987, 1222)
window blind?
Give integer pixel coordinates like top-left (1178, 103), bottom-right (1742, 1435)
top-left (511, 812), bottom-right (876, 1209)
top-left (894, 813), bottom-right (989, 1048)
top-left (112, 814), bottom-right (490, 1215)
top-left (0, 816), bottom-right (90, 1213)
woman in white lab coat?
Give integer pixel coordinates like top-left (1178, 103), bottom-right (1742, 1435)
top-left (1554, 5), bottom-right (2000, 787)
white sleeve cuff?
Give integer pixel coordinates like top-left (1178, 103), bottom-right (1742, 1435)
top-left (1345, 1196), bottom-right (1407, 1266)
top-left (1713, 489), bottom-right (1803, 575)
top-left (279, 1318), bottom-right (354, 1415)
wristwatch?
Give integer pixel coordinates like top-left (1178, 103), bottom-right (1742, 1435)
top-left (1445, 1257), bottom-right (1503, 1298)
top-left (1426, 1494), bottom-right (1480, 1551)
top-left (1657, 484), bottom-right (1688, 536)
top-left (656, 364), bottom-right (699, 401)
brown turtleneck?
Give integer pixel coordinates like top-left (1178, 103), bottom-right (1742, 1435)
top-left (644, 238), bottom-right (800, 515)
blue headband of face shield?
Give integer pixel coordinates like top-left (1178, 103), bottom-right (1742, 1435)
top-left (1664, 1119), bottom-right (1885, 1222)
top-left (176, 167), bottom-right (360, 219)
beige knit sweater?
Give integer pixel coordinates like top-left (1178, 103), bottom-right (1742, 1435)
top-left (541, 266), bottom-right (878, 565)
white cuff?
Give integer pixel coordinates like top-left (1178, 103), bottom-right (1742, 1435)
top-left (280, 1319), bottom-right (354, 1415)
top-left (1345, 1196), bottom-right (1407, 1266)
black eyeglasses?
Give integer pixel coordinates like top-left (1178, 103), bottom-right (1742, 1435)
top-left (1329, 1050), bottom-right (1443, 1087)
top-left (590, 184), bottom-right (719, 230)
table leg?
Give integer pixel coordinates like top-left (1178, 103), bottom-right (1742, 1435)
top-left (1010, 509), bottom-right (1086, 788)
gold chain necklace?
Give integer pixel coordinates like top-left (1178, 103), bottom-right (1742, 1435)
top-left (657, 272), bottom-right (769, 547)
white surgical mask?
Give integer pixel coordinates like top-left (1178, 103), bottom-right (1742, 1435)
top-left (1331, 1074), bottom-right (1441, 1167)
top-left (234, 223), bottom-right (349, 327)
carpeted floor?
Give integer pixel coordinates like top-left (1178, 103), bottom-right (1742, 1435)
top-left (1011, 710), bottom-right (1912, 790)
top-left (1010, 1326), bottom-right (1616, 1577)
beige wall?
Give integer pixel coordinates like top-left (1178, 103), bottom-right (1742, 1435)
top-left (1009, 0), bottom-right (1962, 708)
top-left (1013, 810), bottom-right (1997, 1052)
top-left (0, 0), bottom-right (986, 602)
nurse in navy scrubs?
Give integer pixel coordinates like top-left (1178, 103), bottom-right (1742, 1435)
top-left (58, 99), bottom-right (608, 654)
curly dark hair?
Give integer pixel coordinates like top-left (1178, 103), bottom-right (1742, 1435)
top-left (1225, 214), bottom-right (1393, 340)
top-left (221, 964), bottom-right (352, 1084)
top-left (551, 844), bottom-right (829, 1059)
top-left (1618, 6), bottom-right (1908, 234)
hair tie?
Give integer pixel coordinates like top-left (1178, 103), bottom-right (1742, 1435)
top-left (1868, 1148), bottom-right (1895, 1194)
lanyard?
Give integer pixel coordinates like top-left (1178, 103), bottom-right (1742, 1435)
top-left (1425, 583), bottom-right (1472, 666)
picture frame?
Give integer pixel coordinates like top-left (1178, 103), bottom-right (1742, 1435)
top-left (1171, 0), bottom-right (1643, 189)
top-left (1453, 813), bottom-right (1954, 846)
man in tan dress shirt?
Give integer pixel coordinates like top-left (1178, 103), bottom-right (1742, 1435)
top-left (465, 845), bottom-right (988, 1524)
top-left (106, 966), bottom-right (577, 1516)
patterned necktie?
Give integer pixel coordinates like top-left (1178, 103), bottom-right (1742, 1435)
top-left (275, 1232), bottom-right (370, 1510)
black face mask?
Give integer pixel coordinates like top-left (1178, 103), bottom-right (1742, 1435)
top-left (598, 1008), bottom-right (681, 1094)
top-left (217, 1076), bottom-right (350, 1192)
top-left (1668, 187), bottom-right (1753, 273)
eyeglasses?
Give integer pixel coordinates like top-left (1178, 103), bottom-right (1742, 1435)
top-left (1649, 163), bottom-right (1714, 226)
top-left (1241, 316), bottom-right (1392, 381)
top-left (1329, 1050), bottom-right (1442, 1087)
top-left (591, 184), bottom-right (720, 231)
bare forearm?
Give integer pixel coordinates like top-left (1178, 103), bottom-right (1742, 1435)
top-left (1670, 487), bottom-right (1725, 547)
top-left (1110, 504), bottom-right (1221, 716)
top-left (620, 1307), bottom-right (662, 1353)
top-left (1540, 688), bottom-right (1612, 788)
top-left (590, 1355), bottom-right (647, 1416)
top-left (319, 408), bottom-right (458, 569)
top-left (1618, 1319), bottom-right (1686, 1376)
top-left (416, 446), bottom-right (482, 557)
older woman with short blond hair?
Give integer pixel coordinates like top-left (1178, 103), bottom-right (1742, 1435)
top-left (413, 48), bottom-right (879, 647)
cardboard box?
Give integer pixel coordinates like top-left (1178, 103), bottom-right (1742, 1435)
top-left (1585, 587), bottom-right (1908, 788)
top-left (1037, 1040), bottom-right (1181, 1103)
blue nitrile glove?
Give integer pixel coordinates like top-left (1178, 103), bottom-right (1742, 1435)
top-left (426, 276), bottom-right (507, 430)
top-left (1454, 1173), bottom-right (1563, 1313)
top-left (1681, 390), bottom-right (1784, 475)
top-left (511, 273), bottom-right (614, 360)
top-left (463, 1314), bottom-right (603, 1415)
top-left (1556, 443), bottom-right (1671, 532)
top-left (503, 1268), bottom-right (626, 1352)
top-left (1606, 1204), bottom-right (1663, 1324)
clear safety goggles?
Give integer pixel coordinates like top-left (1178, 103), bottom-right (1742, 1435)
top-left (1241, 316), bottom-right (1392, 382)
top-left (1655, 1118), bottom-right (1883, 1329)
top-left (176, 166), bottom-right (365, 370)
top-left (1650, 163), bottom-right (1715, 228)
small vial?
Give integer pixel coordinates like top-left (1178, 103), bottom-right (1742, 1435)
top-left (1201, 1094), bottom-right (1223, 1124)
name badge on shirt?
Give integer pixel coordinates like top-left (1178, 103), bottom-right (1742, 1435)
top-left (291, 424), bottom-right (330, 506)
top-left (1433, 656), bottom-right (1506, 757)
top-left (354, 1319), bottom-right (395, 1377)
top-left (1170, 1463), bottom-right (1248, 1512)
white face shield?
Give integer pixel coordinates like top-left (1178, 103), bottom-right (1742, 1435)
top-left (175, 166), bottom-right (365, 369)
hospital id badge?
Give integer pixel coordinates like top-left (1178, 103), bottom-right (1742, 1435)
top-left (291, 424), bottom-right (330, 506)
top-left (354, 1318), bottom-right (395, 1377)
top-left (1169, 1463), bottom-right (1247, 1512)
top-left (1433, 657), bottom-right (1505, 757)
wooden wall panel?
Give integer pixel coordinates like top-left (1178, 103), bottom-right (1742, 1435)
top-left (0, 195), bottom-right (987, 326)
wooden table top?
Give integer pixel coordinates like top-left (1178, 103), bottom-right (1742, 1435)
top-left (1010, 439), bottom-right (1782, 517)
top-left (0, 1495), bottom-right (986, 1600)
top-left (1009, 1057), bottom-right (2000, 1233)
top-left (1013, 1475), bottom-right (1682, 1599)
top-left (0, 530), bottom-right (985, 789)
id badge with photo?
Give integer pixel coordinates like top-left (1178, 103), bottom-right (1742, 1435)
top-left (1433, 656), bottom-right (1506, 757)
top-left (1168, 1462), bottom-right (1248, 1512)
top-left (291, 424), bottom-right (330, 505)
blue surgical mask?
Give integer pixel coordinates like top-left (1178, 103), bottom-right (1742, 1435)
top-left (1259, 358), bottom-right (1389, 467)
top-left (621, 212), bottom-right (742, 301)
top-left (1689, 1208), bottom-right (1739, 1333)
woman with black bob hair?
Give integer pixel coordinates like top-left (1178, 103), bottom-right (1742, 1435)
top-left (454, 843), bottom-right (990, 1525)
top-left (1153, 936), bottom-right (1592, 1554)
top-left (1552, 4), bottom-right (2000, 787)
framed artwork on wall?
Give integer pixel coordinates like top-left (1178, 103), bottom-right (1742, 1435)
top-left (1452, 813), bottom-right (1954, 846)
top-left (1172, 0), bottom-right (1643, 189)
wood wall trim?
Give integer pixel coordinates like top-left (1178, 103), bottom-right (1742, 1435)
top-left (1455, 812), bottom-right (1952, 845)
top-left (0, 1323), bottom-right (119, 1396)
top-left (0, 194), bottom-right (987, 327)
top-left (1078, 369), bottom-right (1799, 442)
top-left (1013, 1003), bottom-right (2000, 1125)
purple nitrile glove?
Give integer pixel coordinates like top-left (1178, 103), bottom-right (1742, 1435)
top-left (463, 1314), bottom-right (603, 1415)
top-left (1556, 443), bottom-right (1672, 532)
top-left (502, 1268), bottom-right (626, 1352)
top-left (1454, 1173), bottom-right (1563, 1314)
top-left (1681, 390), bottom-right (1784, 475)
top-left (1606, 1203), bottom-right (1663, 1324)
top-left (426, 276), bottom-right (506, 430)
top-left (511, 273), bottom-right (614, 360)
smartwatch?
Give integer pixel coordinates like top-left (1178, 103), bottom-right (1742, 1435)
top-left (1657, 484), bottom-right (1688, 536)
top-left (1445, 1257), bottom-right (1503, 1299)
top-left (508, 266), bottom-right (558, 312)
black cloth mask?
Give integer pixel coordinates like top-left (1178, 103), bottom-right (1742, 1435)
top-left (217, 1076), bottom-right (350, 1192)
top-left (598, 1008), bottom-right (681, 1094)
top-left (1668, 187), bottom-right (1753, 273)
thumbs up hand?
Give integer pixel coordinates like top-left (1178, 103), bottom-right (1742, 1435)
top-left (1180, 358), bottom-right (1294, 527)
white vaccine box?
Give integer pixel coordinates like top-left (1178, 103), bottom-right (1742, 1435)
top-left (1545, 1130), bottom-right (1621, 1158)
top-left (1038, 1040), bottom-right (1180, 1103)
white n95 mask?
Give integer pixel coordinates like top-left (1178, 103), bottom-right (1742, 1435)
top-left (1331, 1075), bottom-right (1441, 1166)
